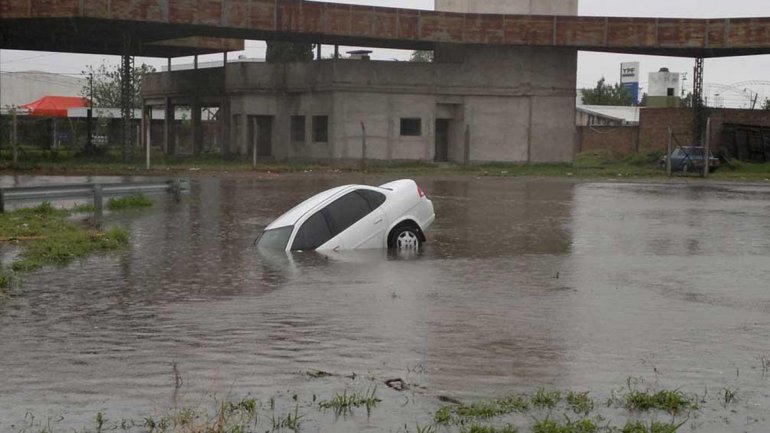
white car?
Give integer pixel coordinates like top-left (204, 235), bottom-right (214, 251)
top-left (257, 179), bottom-right (435, 252)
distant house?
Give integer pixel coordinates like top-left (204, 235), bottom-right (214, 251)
top-left (0, 71), bottom-right (84, 108)
top-left (576, 105), bottom-right (640, 126)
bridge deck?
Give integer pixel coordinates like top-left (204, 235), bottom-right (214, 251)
top-left (1, 0), bottom-right (770, 57)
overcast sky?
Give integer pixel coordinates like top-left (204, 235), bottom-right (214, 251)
top-left (2, 0), bottom-right (770, 106)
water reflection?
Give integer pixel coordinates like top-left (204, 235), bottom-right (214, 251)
top-left (1, 175), bottom-right (769, 432)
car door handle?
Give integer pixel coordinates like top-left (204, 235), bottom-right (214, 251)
top-left (374, 218), bottom-right (383, 225)
top-left (333, 246), bottom-right (340, 252)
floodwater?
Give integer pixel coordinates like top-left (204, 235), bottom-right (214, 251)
top-left (1, 174), bottom-right (769, 432)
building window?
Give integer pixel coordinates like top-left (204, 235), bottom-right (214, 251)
top-left (313, 116), bottom-right (328, 142)
top-left (400, 118), bottom-right (422, 136)
top-left (291, 116), bottom-right (305, 142)
top-left (667, 88), bottom-right (675, 96)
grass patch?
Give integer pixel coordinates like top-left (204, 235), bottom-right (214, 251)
top-left (621, 420), bottom-right (685, 433)
top-left (318, 387), bottom-right (381, 416)
top-left (435, 395), bottom-right (530, 425)
top-left (107, 193), bottom-right (154, 210)
top-left (532, 418), bottom-right (597, 433)
top-left (566, 391), bottom-right (595, 416)
top-left (610, 380), bottom-right (697, 416)
top-left (532, 388), bottom-right (562, 410)
top-left (0, 203), bottom-right (129, 288)
top-left (461, 424), bottom-right (519, 433)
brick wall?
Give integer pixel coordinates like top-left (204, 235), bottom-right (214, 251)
top-left (578, 126), bottom-right (639, 156)
top-left (639, 108), bottom-right (770, 152)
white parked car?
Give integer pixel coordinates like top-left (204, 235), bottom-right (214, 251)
top-left (257, 179), bottom-right (435, 252)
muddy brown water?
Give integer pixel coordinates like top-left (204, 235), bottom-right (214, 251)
top-left (1, 174), bottom-right (769, 432)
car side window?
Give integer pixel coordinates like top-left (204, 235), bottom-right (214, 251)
top-left (325, 191), bottom-right (374, 235)
top-left (357, 190), bottom-right (386, 210)
top-left (292, 211), bottom-right (333, 250)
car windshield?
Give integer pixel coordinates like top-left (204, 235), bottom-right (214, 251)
top-left (256, 226), bottom-right (294, 250)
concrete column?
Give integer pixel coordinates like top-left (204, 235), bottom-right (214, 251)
top-left (219, 52), bottom-right (231, 155)
top-left (164, 97), bottom-right (175, 155)
top-left (192, 99), bottom-right (202, 155)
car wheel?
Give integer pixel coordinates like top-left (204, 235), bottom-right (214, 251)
top-left (390, 226), bottom-right (421, 251)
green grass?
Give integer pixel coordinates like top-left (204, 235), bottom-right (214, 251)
top-left (532, 418), bottom-right (598, 433)
top-left (461, 424), bottom-right (519, 433)
top-left (532, 388), bottom-right (562, 410)
top-left (566, 391), bottom-right (595, 416)
top-left (621, 420), bottom-right (684, 433)
top-left (107, 193), bottom-right (154, 210)
top-left (318, 387), bottom-right (381, 416)
top-left (0, 203), bottom-right (130, 289)
top-left (434, 395), bottom-right (530, 425)
top-left (3, 149), bottom-right (770, 181)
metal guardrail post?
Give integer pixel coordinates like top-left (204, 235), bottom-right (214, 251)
top-left (0, 190), bottom-right (5, 213)
top-left (667, 127), bottom-right (673, 177)
top-left (172, 179), bottom-right (182, 203)
top-left (93, 184), bottom-right (104, 226)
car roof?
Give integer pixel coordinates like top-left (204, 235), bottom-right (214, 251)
top-left (265, 184), bottom-right (386, 230)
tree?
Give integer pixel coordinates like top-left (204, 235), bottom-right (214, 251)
top-left (266, 41), bottom-right (315, 63)
top-left (80, 61), bottom-right (155, 108)
top-left (409, 50), bottom-right (434, 62)
top-left (763, 98), bottom-right (770, 110)
top-left (580, 77), bottom-right (633, 106)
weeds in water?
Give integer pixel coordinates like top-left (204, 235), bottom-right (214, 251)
top-left (621, 389), bottom-right (696, 415)
top-left (95, 411), bottom-right (106, 432)
top-left (107, 194), bottom-right (154, 210)
top-left (318, 387), bottom-right (381, 416)
top-left (306, 370), bottom-right (334, 379)
top-left (620, 419), bottom-right (686, 433)
top-left (609, 378), bottom-right (697, 415)
top-left (415, 423), bottom-right (437, 433)
top-left (461, 424), bottom-right (518, 433)
top-left (532, 418), bottom-right (597, 433)
top-left (566, 391), bottom-right (594, 416)
top-left (721, 388), bottom-right (738, 406)
top-left (434, 394), bottom-right (530, 425)
top-left (532, 388), bottom-right (562, 410)
top-left (0, 268), bottom-right (14, 292)
top-left (271, 403), bottom-right (302, 432)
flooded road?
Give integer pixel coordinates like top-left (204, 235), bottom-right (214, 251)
top-left (1, 174), bottom-right (769, 432)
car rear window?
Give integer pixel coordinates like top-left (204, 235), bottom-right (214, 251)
top-left (292, 212), bottom-right (334, 251)
top-left (257, 226), bottom-right (294, 250)
top-left (357, 190), bottom-right (386, 210)
top-left (324, 191), bottom-right (373, 235)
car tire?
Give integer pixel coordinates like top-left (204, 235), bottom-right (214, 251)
top-left (389, 225), bottom-right (421, 251)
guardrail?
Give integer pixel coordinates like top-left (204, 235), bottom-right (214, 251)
top-left (0, 179), bottom-right (190, 215)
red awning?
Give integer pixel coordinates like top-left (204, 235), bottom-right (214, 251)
top-left (21, 96), bottom-right (90, 118)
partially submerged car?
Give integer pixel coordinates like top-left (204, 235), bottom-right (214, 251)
top-left (257, 179), bottom-right (435, 252)
top-left (660, 146), bottom-right (721, 173)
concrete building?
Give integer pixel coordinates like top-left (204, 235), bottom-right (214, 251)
top-left (647, 68), bottom-right (682, 108)
top-left (142, 0), bottom-right (579, 164)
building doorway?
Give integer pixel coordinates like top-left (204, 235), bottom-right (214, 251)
top-left (435, 119), bottom-right (449, 162)
top-left (248, 116), bottom-right (273, 158)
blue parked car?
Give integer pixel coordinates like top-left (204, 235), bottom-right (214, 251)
top-left (660, 146), bottom-right (721, 173)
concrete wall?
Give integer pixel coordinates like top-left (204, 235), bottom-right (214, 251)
top-left (435, 0), bottom-right (578, 15)
top-left (578, 126), bottom-right (639, 156)
top-left (639, 107), bottom-right (770, 152)
top-left (144, 52), bottom-right (578, 163)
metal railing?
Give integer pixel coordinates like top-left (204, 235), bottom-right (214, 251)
top-left (0, 179), bottom-right (190, 214)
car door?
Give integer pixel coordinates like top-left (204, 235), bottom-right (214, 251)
top-left (322, 189), bottom-right (387, 251)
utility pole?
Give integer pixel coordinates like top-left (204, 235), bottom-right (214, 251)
top-left (86, 72), bottom-right (94, 155)
top-left (693, 58), bottom-right (705, 145)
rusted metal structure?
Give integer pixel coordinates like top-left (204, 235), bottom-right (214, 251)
top-left (2, 0), bottom-right (770, 57)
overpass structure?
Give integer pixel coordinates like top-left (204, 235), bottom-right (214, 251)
top-left (2, 0), bottom-right (770, 164)
top-left (2, 0), bottom-right (770, 57)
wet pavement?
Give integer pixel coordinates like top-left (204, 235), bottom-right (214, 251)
top-left (0, 174), bottom-right (769, 432)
